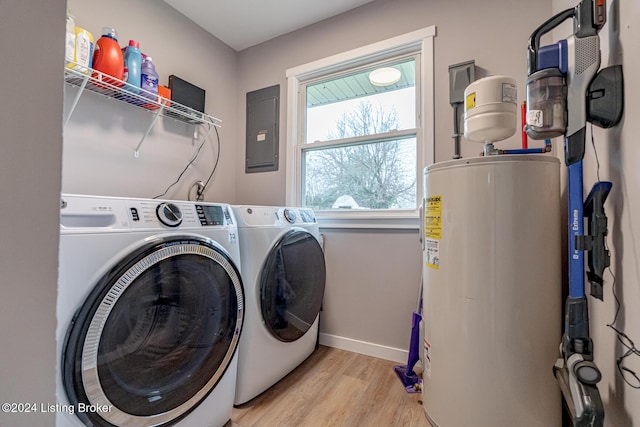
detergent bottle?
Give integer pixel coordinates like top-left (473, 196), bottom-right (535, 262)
top-left (92, 27), bottom-right (124, 86)
top-left (65, 11), bottom-right (75, 66)
top-left (72, 27), bottom-right (94, 74)
top-left (123, 40), bottom-right (142, 93)
top-left (140, 56), bottom-right (159, 100)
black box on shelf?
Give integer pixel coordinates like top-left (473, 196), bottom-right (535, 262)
top-left (168, 75), bottom-right (206, 123)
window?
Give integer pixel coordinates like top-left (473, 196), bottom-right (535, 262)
top-left (304, 56), bottom-right (417, 211)
top-left (286, 27), bottom-right (435, 228)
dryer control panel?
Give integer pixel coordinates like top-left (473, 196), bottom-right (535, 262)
top-left (277, 207), bottom-right (317, 225)
top-left (233, 205), bottom-right (317, 227)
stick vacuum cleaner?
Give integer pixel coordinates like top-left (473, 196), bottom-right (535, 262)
top-left (525, 1), bottom-right (623, 425)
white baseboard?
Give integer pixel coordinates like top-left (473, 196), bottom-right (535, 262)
top-left (318, 333), bottom-right (408, 364)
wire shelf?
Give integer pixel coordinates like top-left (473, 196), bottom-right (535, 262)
top-left (64, 63), bottom-right (221, 128)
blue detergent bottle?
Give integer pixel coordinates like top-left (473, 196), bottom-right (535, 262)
top-left (140, 56), bottom-right (159, 100)
top-left (123, 40), bottom-right (142, 94)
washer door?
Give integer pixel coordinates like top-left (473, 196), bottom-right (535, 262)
top-left (62, 236), bottom-right (244, 427)
top-left (260, 229), bottom-right (326, 342)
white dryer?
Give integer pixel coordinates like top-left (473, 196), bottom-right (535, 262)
top-left (57, 194), bottom-right (244, 427)
top-left (231, 206), bottom-right (326, 405)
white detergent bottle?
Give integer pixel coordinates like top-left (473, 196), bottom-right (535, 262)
top-left (65, 11), bottom-right (75, 66)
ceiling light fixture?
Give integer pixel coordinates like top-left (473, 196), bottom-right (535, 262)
top-left (369, 67), bottom-right (401, 87)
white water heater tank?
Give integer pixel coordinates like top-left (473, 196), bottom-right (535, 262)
top-left (422, 155), bottom-right (561, 427)
top-left (464, 75), bottom-right (518, 143)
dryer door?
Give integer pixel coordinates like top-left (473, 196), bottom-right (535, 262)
top-left (260, 229), bottom-right (326, 342)
top-left (62, 236), bottom-right (243, 427)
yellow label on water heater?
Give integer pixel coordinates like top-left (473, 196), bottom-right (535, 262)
top-left (424, 196), bottom-right (442, 239)
top-left (425, 196), bottom-right (442, 270)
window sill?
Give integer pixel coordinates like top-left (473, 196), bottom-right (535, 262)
top-left (315, 210), bottom-right (420, 230)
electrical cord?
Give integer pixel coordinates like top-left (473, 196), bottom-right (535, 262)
top-left (590, 123), bottom-right (640, 389)
top-left (153, 124), bottom-right (211, 200)
top-left (196, 125), bottom-right (221, 201)
top-left (606, 270), bottom-right (640, 389)
top-left (591, 123), bottom-right (602, 183)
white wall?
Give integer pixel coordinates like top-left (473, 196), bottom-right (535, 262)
top-left (319, 230), bottom-right (422, 361)
top-left (63, 0), bottom-right (239, 203)
top-left (0, 1), bottom-right (64, 426)
top-left (550, 1), bottom-right (640, 425)
top-left (235, 0), bottom-right (554, 358)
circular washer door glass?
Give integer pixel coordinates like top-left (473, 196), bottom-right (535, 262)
top-left (62, 236), bottom-right (243, 427)
top-left (260, 229), bottom-right (326, 342)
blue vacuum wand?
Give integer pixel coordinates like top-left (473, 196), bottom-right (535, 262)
top-left (526, 0), bottom-right (623, 425)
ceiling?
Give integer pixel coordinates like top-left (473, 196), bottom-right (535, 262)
top-left (163, 0), bottom-right (376, 52)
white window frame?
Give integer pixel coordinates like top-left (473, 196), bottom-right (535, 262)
top-left (285, 26), bottom-right (436, 229)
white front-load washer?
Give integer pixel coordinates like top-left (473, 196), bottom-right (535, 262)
top-left (231, 206), bottom-right (326, 405)
top-left (57, 194), bottom-right (244, 427)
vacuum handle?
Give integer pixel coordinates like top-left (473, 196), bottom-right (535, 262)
top-left (527, 7), bottom-right (575, 75)
top-left (528, 0), bottom-right (606, 75)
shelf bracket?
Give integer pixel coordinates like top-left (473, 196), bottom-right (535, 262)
top-left (134, 100), bottom-right (168, 158)
top-left (198, 122), bottom-right (215, 146)
top-left (63, 74), bottom-right (90, 128)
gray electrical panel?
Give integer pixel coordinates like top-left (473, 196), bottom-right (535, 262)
top-left (246, 85), bottom-right (279, 173)
top-left (448, 60), bottom-right (475, 105)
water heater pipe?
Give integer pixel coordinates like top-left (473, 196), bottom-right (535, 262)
top-left (452, 104), bottom-right (462, 159)
top-left (501, 139), bottom-right (552, 155)
top-left (521, 101), bottom-right (528, 148)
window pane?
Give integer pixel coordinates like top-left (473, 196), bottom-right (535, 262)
top-left (303, 137), bottom-right (417, 210)
top-left (305, 59), bottom-right (415, 144)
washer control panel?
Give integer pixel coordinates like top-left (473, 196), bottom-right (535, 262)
top-left (195, 204), bottom-right (233, 226)
top-left (156, 202), bottom-right (183, 227)
top-left (59, 194), bottom-right (236, 231)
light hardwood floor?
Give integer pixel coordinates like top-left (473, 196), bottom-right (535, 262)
top-left (229, 346), bottom-right (431, 427)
